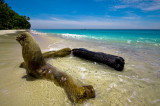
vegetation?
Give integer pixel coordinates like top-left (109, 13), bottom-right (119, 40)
top-left (0, 0), bottom-right (31, 29)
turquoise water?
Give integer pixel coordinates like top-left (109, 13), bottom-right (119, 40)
top-left (30, 30), bottom-right (160, 105)
top-left (34, 29), bottom-right (160, 46)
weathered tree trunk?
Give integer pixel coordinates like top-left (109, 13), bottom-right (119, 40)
top-left (16, 32), bottom-right (95, 103)
top-left (43, 48), bottom-right (71, 58)
top-left (17, 32), bottom-right (46, 77)
top-left (72, 48), bottom-right (125, 71)
top-left (20, 48), bottom-right (71, 69)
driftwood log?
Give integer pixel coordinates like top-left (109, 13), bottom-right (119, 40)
top-left (72, 48), bottom-right (125, 71)
top-left (43, 48), bottom-right (71, 58)
top-left (16, 32), bottom-right (95, 103)
top-left (20, 48), bottom-right (71, 69)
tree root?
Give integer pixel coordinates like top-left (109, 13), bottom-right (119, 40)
top-left (16, 32), bottom-right (95, 103)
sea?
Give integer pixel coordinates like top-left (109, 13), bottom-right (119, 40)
top-left (32, 29), bottom-right (160, 105)
top-left (34, 29), bottom-right (160, 47)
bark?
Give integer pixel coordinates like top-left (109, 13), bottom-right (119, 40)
top-left (72, 48), bottom-right (125, 71)
top-left (43, 48), bottom-right (71, 58)
top-left (16, 32), bottom-right (95, 103)
top-left (20, 48), bottom-right (71, 69)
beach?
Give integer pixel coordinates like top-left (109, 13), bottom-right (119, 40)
top-left (0, 30), bottom-right (160, 106)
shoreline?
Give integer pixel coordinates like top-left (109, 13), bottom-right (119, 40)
top-left (30, 30), bottom-right (160, 105)
top-left (31, 30), bottom-right (160, 82)
top-left (33, 29), bottom-right (160, 48)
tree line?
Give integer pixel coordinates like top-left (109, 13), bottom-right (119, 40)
top-left (0, 0), bottom-right (31, 29)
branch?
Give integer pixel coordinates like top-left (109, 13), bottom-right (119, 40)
top-left (20, 48), bottom-right (71, 69)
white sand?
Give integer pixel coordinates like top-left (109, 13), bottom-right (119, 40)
top-left (0, 30), bottom-right (27, 35)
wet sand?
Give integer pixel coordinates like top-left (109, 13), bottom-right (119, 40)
top-left (0, 30), bottom-right (160, 106)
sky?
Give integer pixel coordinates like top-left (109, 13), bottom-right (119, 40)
top-left (5, 0), bottom-right (160, 29)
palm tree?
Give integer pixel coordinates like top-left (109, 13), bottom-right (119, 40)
top-left (27, 17), bottom-right (30, 20)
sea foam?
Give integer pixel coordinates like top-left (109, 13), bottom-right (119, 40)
top-left (30, 30), bottom-right (47, 35)
top-left (61, 33), bottom-right (87, 39)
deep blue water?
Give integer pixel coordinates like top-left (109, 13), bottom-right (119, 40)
top-left (34, 29), bottom-right (160, 46)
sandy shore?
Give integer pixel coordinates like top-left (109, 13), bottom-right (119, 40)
top-left (0, 30), bottom-right (160, 106)
top-left (0, 30), bottom-right (27, 35)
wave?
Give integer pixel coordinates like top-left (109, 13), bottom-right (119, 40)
top-left (58, 33), bottom-right (108, 42)
top-left (60, 33), bottom-right (88, 39)
top-left (30, 30), bottom-right (47, 35)
top-left (32, 30), bottom-right (160, 47)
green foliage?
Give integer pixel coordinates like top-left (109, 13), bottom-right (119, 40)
top-left (0, 0), bottom-right (31, 29)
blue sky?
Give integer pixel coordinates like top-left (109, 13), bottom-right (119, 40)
top-left (5, 0), bottom-right (160, 29)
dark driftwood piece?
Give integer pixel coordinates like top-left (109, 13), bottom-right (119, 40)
top-left (16, 32), bottom-right (95, 103)
top-left (72, 48), bottom-right (125, 71)
top-left (20, 48), bottom-right (71, 69)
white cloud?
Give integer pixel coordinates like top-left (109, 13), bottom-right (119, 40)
top-left (139, 4), bottom-right (160, 11)
top-left (29, 16), bottom-right (160, 29)
top-left (113, 0), bottom-right (160, 11)
top-left (114, 5), bottom-right (130, 9)
top-left (122, 16), bottom-right (139, 20)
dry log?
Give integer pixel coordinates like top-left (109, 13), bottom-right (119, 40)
top-left (16, 32), bottom-right (95, 103)
top-left (43, 48), bottom-right (71, 58)
top-left (20, 48), bottom-right (71, 69)
top-left (72, 48), bottom-right (125, 71)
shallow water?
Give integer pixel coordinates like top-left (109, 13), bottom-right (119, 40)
top-left (0, 30), bottom-right (160, 106)
top-left (44, 31), bottom-right (160, 105)
top-left (35, 29), bottom-right (160, 47)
